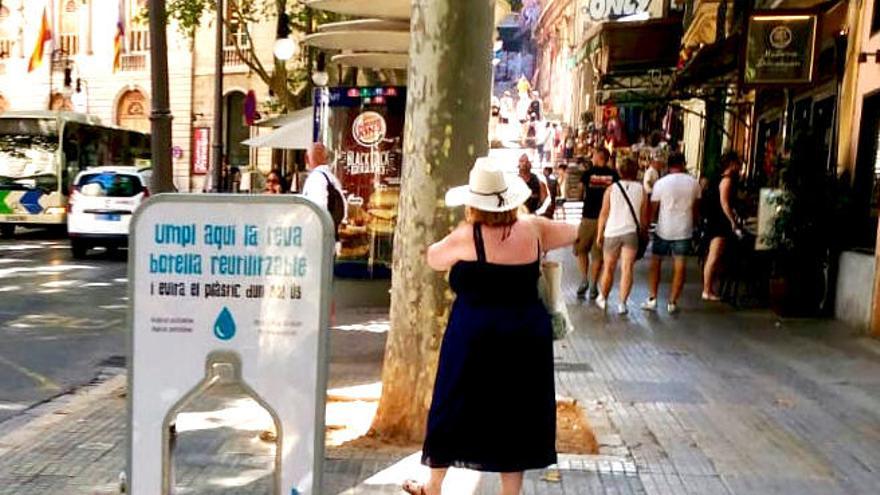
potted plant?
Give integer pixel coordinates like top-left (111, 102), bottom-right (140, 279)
top-left (762, 131), bottom-right (845, 317)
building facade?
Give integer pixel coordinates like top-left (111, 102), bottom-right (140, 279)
top-left (0, 0), bottom-right (283, 192)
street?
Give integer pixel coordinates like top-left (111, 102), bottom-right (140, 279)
top-left (0, 230), bottom-right (128, 423)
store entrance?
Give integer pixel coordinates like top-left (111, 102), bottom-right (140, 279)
top-left (853, 91), bottom-right (880, 250)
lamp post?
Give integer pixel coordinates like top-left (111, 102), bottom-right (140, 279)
top-left (311, 52), bottom-right (329, 87)
top-left (148, 0), bottom-right (175, 193)
top-left (211, 0), bottom-right (225, 192)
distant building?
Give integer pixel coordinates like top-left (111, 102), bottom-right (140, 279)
top-left (0, 0), bottom-right (283, 192)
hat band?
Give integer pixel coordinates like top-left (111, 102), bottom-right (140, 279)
top-left (470, 187), bottom-right (508, 208)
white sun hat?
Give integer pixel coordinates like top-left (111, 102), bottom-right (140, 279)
top-left (445, 156), bottom-right (532, 212)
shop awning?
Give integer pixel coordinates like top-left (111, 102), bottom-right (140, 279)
top-left (591, 18), bottom-right (684, 76)
top-left (673, 35), bottom-right (741, 91)
top-left (303, 30), bottom-right (410, 52)
top-left (244, 107), bottom-right (314, 150)
top-left (305, 0), bottom-right (410, 20)
top-left (331, 52), bottom-right (409, 69)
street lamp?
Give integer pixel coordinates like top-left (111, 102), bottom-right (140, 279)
top-left (311, 52), bottom-right (329, 87)
top-left (273, 11), bottom-right (298, 61)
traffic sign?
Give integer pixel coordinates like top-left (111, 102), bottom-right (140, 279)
top-left (127, 194), bottom-right (334, 495)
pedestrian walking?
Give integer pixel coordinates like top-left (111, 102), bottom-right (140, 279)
top-left (529, 90), bottom-right (542, 121)
top-left (518, 154), bottom-right (547, 214)
top-left (701, 151), bottom-right (743, 301)
top-left (575, 148), bottom-right (619, 300)
top-left (263, 169), bottom-right (287, 195)
top-left (500, 91), bottom-right (514, 125)
top-left (301, 142), bottom-right (347, 237)
top-left (643, 149), bottom-right (665, 195)
top-left (596, 157), bottom-right (648, 315)
top-left (402, 157), bottom-right (577, 495)
top-left (642, 152), bottom-right (701, 314)
top-left (535, 121), bottom-right (551, 165)
top-left (542, 165), bottom-right (559, 220)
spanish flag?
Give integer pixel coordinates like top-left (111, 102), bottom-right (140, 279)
top-left (28, 8), bottom-right (52, 73)
top-left (113, 2), bottom-right (125, 73)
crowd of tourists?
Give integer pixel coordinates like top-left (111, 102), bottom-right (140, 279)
top-left (569, 145), bottom-right (745, 315)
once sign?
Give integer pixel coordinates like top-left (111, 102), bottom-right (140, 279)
top-left (127, 195), bottom-right (334, 495)
top-left (584, 0), bottom-right (651, 22)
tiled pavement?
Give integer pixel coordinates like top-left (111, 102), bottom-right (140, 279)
top-left (1, 255), bottom-right (880, 494)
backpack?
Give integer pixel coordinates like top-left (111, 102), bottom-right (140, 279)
top-left (319, 171), bottom-right (345, 239)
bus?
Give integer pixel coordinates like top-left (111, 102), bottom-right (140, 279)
top-left (0, 111), bottom-right (150, 237)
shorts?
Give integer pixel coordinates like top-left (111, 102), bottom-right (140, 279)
top-left (603, 232), bottom-right (639, 254)
top-left (574, 219), bottom-right (602, 258)
top-left (652, 235), bottom-right (692, 257)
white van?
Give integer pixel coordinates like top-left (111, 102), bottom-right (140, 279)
top-left (67, 166), bottom-right (149, 258)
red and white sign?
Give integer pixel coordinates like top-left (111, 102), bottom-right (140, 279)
top-left (192, 128), bottom-right (210, 175)
top-left (352, 111), bottom-right (387, 147)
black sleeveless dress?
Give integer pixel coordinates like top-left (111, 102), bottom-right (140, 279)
top-left (421, 224), bottom-right (557, 472)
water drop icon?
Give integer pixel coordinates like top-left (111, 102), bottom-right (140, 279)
top-left (214, 307), bottom-right (236, 341)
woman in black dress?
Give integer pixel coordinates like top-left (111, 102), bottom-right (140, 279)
top-left (403, 157), bottom-right (577, 495)
top-left (702, 151), bottom-right (742, 301)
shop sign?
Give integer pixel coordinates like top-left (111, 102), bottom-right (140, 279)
top-left (191, 127), bottom-right (210, 175)
top-left (583, 0), bottom-right (651, 22)
top-left (352, 111), bottom-right (387, 147)
top-left (314, 87), bottom-right (406, 274)
top-left (127, 194), bottom-right (334, 495)
top-left (744, 13), bottom-right (817, 85)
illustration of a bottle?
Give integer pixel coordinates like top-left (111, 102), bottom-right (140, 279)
top-left (162, 351), bottom-right (282, 494)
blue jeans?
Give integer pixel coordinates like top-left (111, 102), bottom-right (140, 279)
top-left (652, 235), bottom-right (692, 257)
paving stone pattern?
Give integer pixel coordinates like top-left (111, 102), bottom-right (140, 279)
top-left (1, 256), bottom-right (880, 494)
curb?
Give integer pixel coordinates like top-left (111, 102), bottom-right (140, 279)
top-left (0, 371), bottom-right (126, 457)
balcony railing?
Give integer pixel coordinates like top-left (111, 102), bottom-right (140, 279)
top-left (120, 53), bottom-right (147, 72)
top-left (128, 29), bottom-right (149, 53)
top-left (0, 39), bottom-right (13, 59)
top-left (59, 34), bottom-right (78, 56)
top-left (223, 45), bottom-right (250, 68)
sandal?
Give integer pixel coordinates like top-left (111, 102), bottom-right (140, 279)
top-left (402, 479), bottom-right (427, 495)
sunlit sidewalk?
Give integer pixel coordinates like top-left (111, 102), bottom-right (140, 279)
top-left (2, 257), bottom-right (880, 494)
top-left (333, 254), bottom-right (880, 494)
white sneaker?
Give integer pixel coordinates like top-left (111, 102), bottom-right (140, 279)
top-left (640, 298), bottom-right (657, 311)
top-left (667, 302), bottom-right (679, 314)
top-left (617, 303), bottom-right (628, 315)
top-left (596, 294), bottom-right (607, 311)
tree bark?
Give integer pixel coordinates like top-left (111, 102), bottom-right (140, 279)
top-left (370, 0), bottom-right (495, 444)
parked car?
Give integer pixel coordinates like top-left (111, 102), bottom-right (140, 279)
top-left (67, 166), bottom-right (149, 258)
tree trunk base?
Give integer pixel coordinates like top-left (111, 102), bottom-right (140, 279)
top-left (335, 399), bottom-right (599, 457)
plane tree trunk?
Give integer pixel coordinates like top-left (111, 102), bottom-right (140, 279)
top-left (369, 0), bottom-right (496, 443)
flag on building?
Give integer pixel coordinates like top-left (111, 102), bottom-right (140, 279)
top-left (28, 8), bottom-right (52, 72)
top-left (113, 1), bottom-right (125, 72)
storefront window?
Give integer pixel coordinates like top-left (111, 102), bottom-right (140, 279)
top-left (224, 91), bottom-right (250, 169)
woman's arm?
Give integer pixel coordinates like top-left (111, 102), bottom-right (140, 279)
top-left (531, 216), bottom-right (577, 251)
top-left (639, 186), bottom-right (650, 232)
top-left (596, 188), bottom-right (612, 246)
top-left (427, 225), bottom-right (466, 271)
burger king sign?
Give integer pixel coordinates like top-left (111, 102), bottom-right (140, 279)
top-left (352, 111), bottom-right (387, 147)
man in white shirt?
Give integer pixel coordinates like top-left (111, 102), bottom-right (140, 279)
top-left (301, 143), bottom-right (346, 232)
top-left (641, 152), bottom-right (700, 314)
top-left (643, 150), bottom-right (664, 195)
